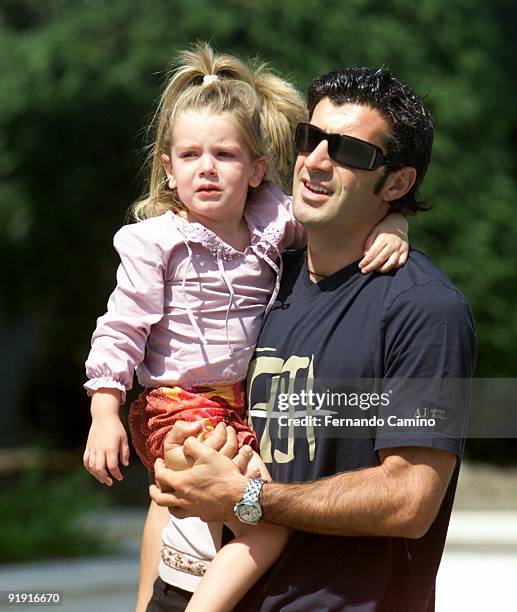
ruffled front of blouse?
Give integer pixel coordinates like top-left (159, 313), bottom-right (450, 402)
top-left (84, 183), bottom-right (304, 402)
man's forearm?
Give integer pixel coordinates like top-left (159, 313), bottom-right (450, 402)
top-left (260, 449), bottom-right (455, 539)
top-left (261, 467), bottom-right (404, 537)
top-left (151, 440), bottom-right (455, 540)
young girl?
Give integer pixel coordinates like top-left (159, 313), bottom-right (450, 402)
top-left (83, 43), bottom-right (409, 612)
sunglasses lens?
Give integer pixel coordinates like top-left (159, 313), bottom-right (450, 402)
top-left (295, 123), bottom-right (382, 171)
top-left (333, 137), bottom-right (377, 170)
top-left (295, 123), bottom-right (322, 153)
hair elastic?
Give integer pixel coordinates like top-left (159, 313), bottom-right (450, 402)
top-left (202, 74), bottom-right (220, 85)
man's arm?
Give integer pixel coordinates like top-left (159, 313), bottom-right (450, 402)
top-left (150, 436), bottom-right (456, 540)
top-left (259, 446), bottom-right (455, 539)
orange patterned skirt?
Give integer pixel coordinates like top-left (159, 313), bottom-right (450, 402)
top-left (128, 382), bottom-right (257, 470)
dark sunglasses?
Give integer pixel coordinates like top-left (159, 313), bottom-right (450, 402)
top-left (294, 122), bottom-right (398, 171)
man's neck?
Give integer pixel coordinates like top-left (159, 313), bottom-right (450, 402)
top-left (305, 229), bottom-right (368, 282)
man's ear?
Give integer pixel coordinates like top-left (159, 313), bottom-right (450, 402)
top-left (161, 154), bottom-right (176, 190)
top-left (380, 167), bottom-right (417, 202)
top-left (249, 157), bottom-right (267, 188)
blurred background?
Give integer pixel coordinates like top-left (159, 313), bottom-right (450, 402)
top-left (0, 0), bottom-right (516, 606)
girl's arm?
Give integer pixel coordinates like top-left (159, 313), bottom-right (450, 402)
top-left (85, 223), bottom-right (167, 401)
top-left (163, 424), bottom-right (286, 612)
top-left (281, 191), bottom-right (409, 274)
top-left (358, 212), bottom-right (409, 274)
top-left (84, 222), bottom-right (167, 484)
top-left (186, 521), bottom-right (289, 612)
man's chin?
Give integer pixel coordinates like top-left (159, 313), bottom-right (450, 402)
top-left (293, 198), bottom-right (326, 224)
top-left (293, 210), bottom-right (331, 231)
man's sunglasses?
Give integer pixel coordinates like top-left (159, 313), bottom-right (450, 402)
top-left (294, 122), bottom-right (398, 171)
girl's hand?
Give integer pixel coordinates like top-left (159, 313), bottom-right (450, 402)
top-left (83, 390), bottom-right (129, 486)
top-left (359, 212), bottom-right (409, 274)
top-left (243, 450), bottom-right (272, 481)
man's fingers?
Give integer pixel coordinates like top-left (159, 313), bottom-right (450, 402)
top-left (182, 435), bottom-right (212, 460)
top-left (154, 457), bottom-right (167, 475)
top-left (153, 457), bottom-right (185, 494)
top-left (203, 422), bottom-right (228, 451)
top-left (245, 467), bottom-right (262, 478)
top-left (153, 457), bottom-right (175, 488)
top-left (232, 445), bottom-right (254, 473)
top-left (168, 508), bottom-right (191, 520)
top-left (164, 420), bottom-right (204, 448)
top-left (149, 483), bottom-right (188, 509)
top-left (219, 426), bottom-right (239, 458)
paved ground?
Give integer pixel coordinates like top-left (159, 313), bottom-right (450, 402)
top-left (1, 509), bottom-right (516, 611)
top-left (436, 511), bottom-right (517, 611)
top-left (0, 556), bottom-right (139, 611)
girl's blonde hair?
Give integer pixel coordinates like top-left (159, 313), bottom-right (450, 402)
top-left (132, 42), bottom-right (307, 220)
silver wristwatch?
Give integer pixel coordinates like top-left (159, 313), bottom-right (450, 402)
top-left (233, 478), bottom-right (266, 525)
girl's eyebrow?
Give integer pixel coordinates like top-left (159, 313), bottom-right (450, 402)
top-left (174, 142), bottom-right (242, 151)
top-left (213, 144), bottom-right (241, 151)
top-left (173, 141), bottom-right (200, 148)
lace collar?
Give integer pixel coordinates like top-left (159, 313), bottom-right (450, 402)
top-left (167, 185), bottom-right (286, 259)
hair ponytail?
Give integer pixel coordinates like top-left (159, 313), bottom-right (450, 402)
top-left (132, 43), bottom-right (306, 220)
top-left (252, 66), bottom-right (307, 191)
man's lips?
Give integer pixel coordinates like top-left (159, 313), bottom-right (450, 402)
top-left (302, 179), bottom-right (332, 196)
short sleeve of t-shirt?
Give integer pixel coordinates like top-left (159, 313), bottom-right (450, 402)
top-left (374, 280), bottom-right (477, 457)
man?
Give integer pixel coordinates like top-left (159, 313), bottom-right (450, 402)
top-left (150, 67), bottom-right (477, 611)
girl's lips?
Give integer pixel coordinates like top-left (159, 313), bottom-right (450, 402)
top-left (196, 188), bottom-right (222, 199)
top-left (197, 184), bottom-right (221, 192)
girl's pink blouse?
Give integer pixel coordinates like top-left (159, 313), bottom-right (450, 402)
top-left (84, 184), bottom-right (304, 403)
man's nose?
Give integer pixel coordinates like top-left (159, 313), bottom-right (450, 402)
top-left (304, 140), bottom-right (333, 173)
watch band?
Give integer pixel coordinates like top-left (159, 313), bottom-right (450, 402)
top-left (242, 477), bottom-right (266, 503)
top-left (233, 478), bottom-right (266, 524)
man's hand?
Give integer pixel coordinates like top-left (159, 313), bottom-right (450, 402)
top-left (150, 433), bottom-right (252, 522)
top-left (162, 419), bottom-right (240, 467)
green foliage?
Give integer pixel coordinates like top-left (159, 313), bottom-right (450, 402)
top-left (0, 468), bottom-right (111, 562)
top-left (0, 0), bottom-right (515, 453)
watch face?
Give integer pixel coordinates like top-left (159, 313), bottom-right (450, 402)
top-left (236, 502), bottom-right (262, 524)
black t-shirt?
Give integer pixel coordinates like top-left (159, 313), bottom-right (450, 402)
top-left (238, 249), bottom-right (477, 612)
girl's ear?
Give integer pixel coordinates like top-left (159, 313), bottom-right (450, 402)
top-left (380, 167), bottom-right (417, 203)
top-left (161, 154), bottom-right (176, 189)
top-left (249, 157), bottom-right (267, 188)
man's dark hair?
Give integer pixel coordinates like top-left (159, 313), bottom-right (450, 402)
top-left (308, 67), bottom-right (433, 215)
